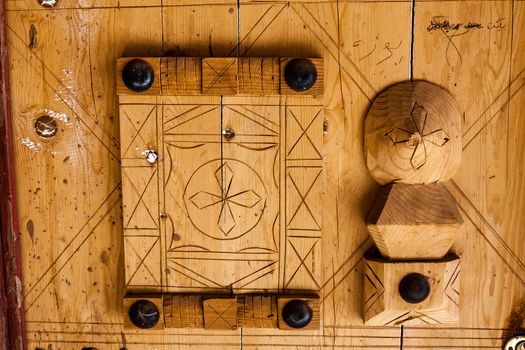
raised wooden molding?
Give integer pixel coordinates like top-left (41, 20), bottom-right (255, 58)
top-left (365, 81), bottom-right (461, 185)
top-left (203, 297), bottom-right (238, 330)
top-left (237, 295), bottom-right (278, 328)
top-left (363, 253), bottom-right (460, 326)
top-left (366, 182), bottom-right (463, 260)
top-left (163, 294), bottom-right (203, 328)
top-left (277, 296), bottom-right (320, 330)
top-left (117, 57), bottom-right (323, 96)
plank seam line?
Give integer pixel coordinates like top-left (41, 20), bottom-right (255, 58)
top-left (409, 0), bottom-right (415, 80)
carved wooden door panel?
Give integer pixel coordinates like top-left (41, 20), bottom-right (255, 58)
top-left (118, 58), bottom-right (324, 301)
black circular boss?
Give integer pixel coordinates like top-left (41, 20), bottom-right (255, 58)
top-left (282, 299), bottom-right (313, 328)
top-left (128, 299), bottom-right (160, 329)
top-left (284, 58), bottom-right (317, 92)
top-left (122, 59), bottom-right (154, 92)
top-left (399, 273), bottom-right (431, 304)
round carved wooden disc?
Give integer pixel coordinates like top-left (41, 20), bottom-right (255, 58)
top-left (365, 81), bottom-right (461, 185)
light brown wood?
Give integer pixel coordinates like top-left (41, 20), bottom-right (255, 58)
top-left (366, 182), bottom-right (463, 260)
top-left (238, 57), bottom-right (280, 95)
top-left (363, 253), bottom-right (460, 326)
top-left (237, 295), bottom-right (278, 328)
top-left (163, 294), bottom-right (203, 328)
top-left (119, 100), bottom-right (162, 291)
top-left (277, 296), bottom-right (320, 330)
top-left (118, 92), bottom-right (323, 294)
top-left (203, 297), bottom-right (238, 330)
top-left (160, 57), bottom-right (202, 95)
top-left (365, 81), bottom-right (462, 185)
top-left (123, 295), bottom-right (164, 330)
top-left (5, 0), bottom-right (525, 349)
top-left (118, 56), bottom-right (322, 96)
top-left (202, 57), bottom-right (238, 95)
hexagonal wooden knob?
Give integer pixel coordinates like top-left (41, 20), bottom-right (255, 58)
top-left (366, 182), bottom-right (463, 260)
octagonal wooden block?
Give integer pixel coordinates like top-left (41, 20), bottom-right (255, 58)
top-left (363, 253), bottom-right (460, 326)
top-left (366, 182), bottom-right (463, 260)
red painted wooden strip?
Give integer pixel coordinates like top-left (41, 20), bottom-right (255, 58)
top-left (0, 0), bottom-right (26, 349)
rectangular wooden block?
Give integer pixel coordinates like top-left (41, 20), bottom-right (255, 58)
top-left (363, 253), bottom-right (460, 326)
top-left (122, 294), bottom-right (164, 330)
top-left (160, 57), bottom-right (202, 95)
top-left (202, 57), bottom-right (238, 95)
top-left (277, 296), bottom-right (320, 330)
top-left (203, 297), bottom-right (238, 330)
top-left (117, 57), bottom-right (161, 95)
top-left (163, 294), bottom-right (203, 328)
top-left (237, 295), bottom-right (278, 328)
top-left (280, 58), bottom-right (324, 96)
top-left (238, 57), bottom-right (280, 95)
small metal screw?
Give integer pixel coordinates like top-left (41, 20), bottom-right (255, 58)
top-left (145, 150), bottom-right (158, 164)
top-left (222, 128), bottom-right (235, 140)
top-left (39, 0), bottom-right (57, 7)
top-left (35, 115), bottom-right (57, 138)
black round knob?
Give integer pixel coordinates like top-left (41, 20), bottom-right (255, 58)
top-left (128, 300), bottom-right (160, 329)
top-left (284, 58), bottom-right (317, 92)
top-left (122, 59), bottom-right (154, 92)
top-left (282, 299), bottom-right (313, 328)
top-left (399, 273), bottom-right (431, 304)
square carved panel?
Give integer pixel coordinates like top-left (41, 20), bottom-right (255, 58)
top-left (118, 57), bottom-right (324, 295)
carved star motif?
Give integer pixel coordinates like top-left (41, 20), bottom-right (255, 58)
top-left (385, 102), bottom-right (450, 170)
top-left (189, 162), bottom-right (262, 236)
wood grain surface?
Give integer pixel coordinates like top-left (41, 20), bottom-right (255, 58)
top-left (2, 0), bottom-right (525, 349)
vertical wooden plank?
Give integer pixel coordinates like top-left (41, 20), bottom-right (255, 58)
top-left (221, 96), bottom-right (281, 292)
top-left (6, 4), bottom-right (162, 338)
top-left (283, 97), bottom-right (323, 292)
top-left (162, 3), bottom-right (238, 57)
top-left (0, 0), bottom-right (25, 349)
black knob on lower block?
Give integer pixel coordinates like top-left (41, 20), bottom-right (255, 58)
top-left (282, 299), bottom-right (313, 328)
top-left (128, 300), bottom-right (160, 329)
top-left (122, 59), bottom-right (154, 92)
top-left (284, 58), bottom-right (317, 92)
top-left (399, 273), bottom-right (431, 304)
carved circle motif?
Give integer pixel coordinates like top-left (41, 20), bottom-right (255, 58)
top-left (365, 81), bottom-right (461, 185)
top-left (183, 159), bottom-right (267, 240)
